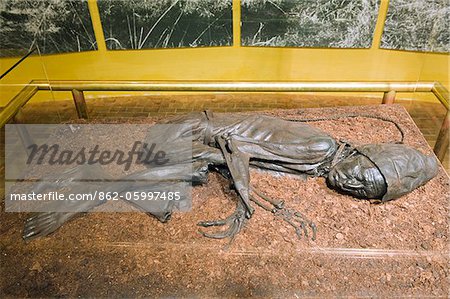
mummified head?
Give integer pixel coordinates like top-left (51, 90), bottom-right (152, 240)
top-left (327, 154), bottom-right (387, 199)
top-left (327, 144), bottom-right (439, 201)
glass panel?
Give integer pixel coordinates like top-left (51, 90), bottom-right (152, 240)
top-left (381, 0), bottom-right (450, 53)
top-left (0, 0), bottom-right (97, 57)
top-left (97, 0), bottom-right (233, 49)
top-left (241, 0), bottom-right (380, 48)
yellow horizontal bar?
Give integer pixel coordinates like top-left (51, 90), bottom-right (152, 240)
top-left (32, 80), bottom-right (436, 93)
top-left (2, 80), bottom-right (448, 129)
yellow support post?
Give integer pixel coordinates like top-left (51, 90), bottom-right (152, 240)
top-left (71, 89), bottom-right (89, 119)
top-left (434, 110), bottom-right (449, 162)
top-left (87, 0), bottom-right (107, 52)
top-left (382, 90), bottom-right (396, 104)
top-left (232, 0), bottom-right (241, 47)
top-left (371, 0), bottom-right (390, 50)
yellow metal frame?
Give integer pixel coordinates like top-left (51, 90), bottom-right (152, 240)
top-left (29, 80), bottom-right (439, 93)
top-left (1, 79), bottom-right (448, 161)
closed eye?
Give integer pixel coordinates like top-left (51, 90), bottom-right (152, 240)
top-left (354, 170), bottom-right (366, 182)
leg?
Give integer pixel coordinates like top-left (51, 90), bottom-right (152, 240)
top-left (23, 138), bottom-right (223, 240)
top-left (196, 135), bottom-right (254, 241)
top-left (124, 161), bottom-right (210, 222)
top-left (23, 164), bottom-right (206, 240)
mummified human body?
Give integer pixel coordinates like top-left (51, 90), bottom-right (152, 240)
top-left (23, 111), bottom-right (438, 240)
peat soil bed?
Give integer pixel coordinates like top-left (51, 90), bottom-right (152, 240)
top-left (1, 105), bottom-right (448, 297)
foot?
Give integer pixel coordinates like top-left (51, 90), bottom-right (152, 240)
top-left (250, 187), bottom-right (317, 241)
top-left (197, 204), bottom-right (247, 240)
top-left (23, 212), bottom-right (76, 240)
top-left (275, 208), bottom-right (317, 241)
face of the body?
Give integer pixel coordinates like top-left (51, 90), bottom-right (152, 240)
top-left (327, 154), bottom-right (387, 199)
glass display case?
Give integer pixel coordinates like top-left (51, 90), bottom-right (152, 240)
top-left (0, 0), bottom-right (448, 297)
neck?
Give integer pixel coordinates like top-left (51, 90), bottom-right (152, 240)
top-left (321, 142), bottom-right (356, 176)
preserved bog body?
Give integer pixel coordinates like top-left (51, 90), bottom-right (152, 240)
top-left (22, 110), bottom-right (438, 241)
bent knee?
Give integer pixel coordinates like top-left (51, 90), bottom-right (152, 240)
top-left (307, 137), bottom-right (337, 154)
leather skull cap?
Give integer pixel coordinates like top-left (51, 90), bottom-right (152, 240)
top-left (355, 144), bottom-right (439, 201)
